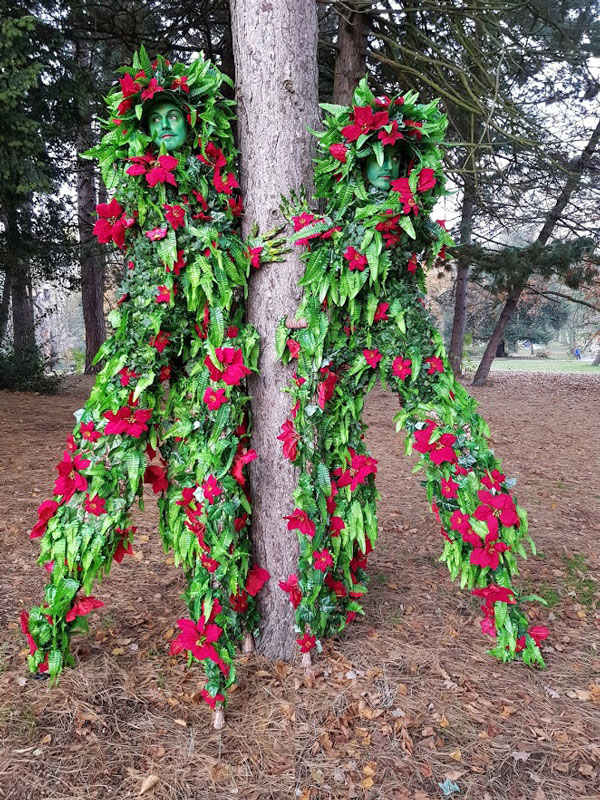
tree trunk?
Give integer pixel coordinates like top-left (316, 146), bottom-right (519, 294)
top-left (593, 352), bottom-right (600, 367)
top-left (11, 259), bottom-right (36, 362)
top-left (75, 38), bottom-right (106, 373)
top-left (472, 117), bottom-right (600, 387)
top-left (332, 3), bottom-right (369, 105)
top-left (0, 268), bottom-right (11, 347)
top-left (448, 191), bottom-right (474, 376)
top-left (230, 0), bottom-right (320, 660)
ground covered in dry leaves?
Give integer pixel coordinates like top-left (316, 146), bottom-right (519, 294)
top-left (1, 373), bottom-right (599, 800)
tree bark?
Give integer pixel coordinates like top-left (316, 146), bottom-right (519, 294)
top-left (448, 190), bottom-right (474, 376)
top-left (332, 3), bottom-right (369, 105)
top-left (230, 0), bottom-right (320, 660)
top-left (472, 117), bottom-right (600, 387)
top-left (0, 268), bottom-right (11, 347)
top-left (11, 259), bottom-right (36, 362)
top-left (75, 37), bottom-right (106, 373)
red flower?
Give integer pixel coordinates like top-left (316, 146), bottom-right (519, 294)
top-left (407, 253), bottom-right (418, 273)
top-left (279, 575), bottom-right (302, 608)
top-left (473, 491), bottom-right (519, 536)
top-left (363, 348), bottom-right (382, 368)
top-left (292, 212), bottom-right (315, 231)
top-left (284, 509), bottom-right (316, 537)
top-left (155, 285), bottom-right (172, 304)
top-left (329, 516), bottom-right (345, 536)
top-left (227, 326), bottom-right (238, 338)
top-left (232, 449), bottom-right (257, 486)
top-left (470, 531), bottom-right (510, 570)
top-left (164, 204), bottom-right (186, 230)
top-left (425, 356), bottom-right (444, 374)
top-left (169, 616), bottom-right (225, 673)
top-left (313, 549), bottom-right (333, 572)
top-left (30, 500), bottom-right (59, 539)
top-left (103, 406), bottom-right (152, 437)
top-left (118, 367), bottom-right (139, 386)
top-left (329, 143), bottom-right (347, 162)
top-left (404, 119), bottom-right (423, 139)
top-left (412, 421), bottom-right (457, 465)
top-left (204, 347), bottom-right (251, 386)
top-left (417, 168), bottom-right (436, 192)
top-left (144, 464), bottom-right (168, 494)
top-left (203, 387), bottom-right (228, 410)
top-left (375, 209), bottom-right (400, 233)
top-left (374, 302), bottom-right (389, 322)
top-left (197, 141), bottom-right (227, 169)
top-left (20, 610), bottom-right (37, 655)
top-left (170, 75), bottom-right (189, 93)
top-left (333, 448), bottom-right (377, 491)
top-left (149, 330), bottom-right (170, 353)
top-left (84, 493), bottom-right (106, 516)
top-left (66, 434), bottom-right (77, 453)
top-left (127, 153), bottom-right (178, 187)
top-left (249, 246), bottom-right (263, 269)
top-left (317, 371), bottom-right (338, 409)
top-left (65, 596), bottom-right (104, 623)
top-left (528, 625), bottom-right (549, 647)
top-left (378, 120), bottom-right (403, 145)
top-left (119, 73), bottom-right (141, 98)
top-left (324, 573), bottom-right (347, 598)
top-left (201, 553), bottom-right (219, 573)
top-left (392, 356), bottom-right (412, 380)
top-left (278, 419), bottom-right (300, 462)
top-left (213, 170), bottom-right (239, 195)
top-left (229, 591), bottom-right (248, 613)
top-left (296, 632), bottom-right (316, 652)
top-left (246, 565), bottom-right (270, 596)
top-left (201, 689), bottom-right (226, 709)
top-left (145, 226), bottom-right (168, 241)
top-left (441, 477), bottom-right (459, 499)
top-left (341, 105), bottom-right (389, 141)
top-left (481, 469), bottom-right (506, 491)
top-left (141, 77), bottom-right (164, 101)
top-left (287, 338), bottom-right (300, 358)
top-left (202, 474), bottom-right (222, 505)
top-left (159, 365), bottom-right (171, 382)
top-left (54, 451), bottom-right (90, 500)
top-left (167, 249), bottom-right (186, 276)
top-left (343, 246), bottom-right (368, 271)
top-left (390, 177), bottom-right (418, 215)
top-left (93, 198), bottom-right (127, 249)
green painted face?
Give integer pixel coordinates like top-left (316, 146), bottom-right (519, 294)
top-left (365, 146), bottom-right (401, 189)
top-left (147, 101), bottom-right (187, 152)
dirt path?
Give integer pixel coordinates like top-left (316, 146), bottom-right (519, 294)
top-left (0, 373), bottom-right (599, 800)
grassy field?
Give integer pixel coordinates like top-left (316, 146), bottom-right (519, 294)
top-left (483, 358), bottom-right (599, 374)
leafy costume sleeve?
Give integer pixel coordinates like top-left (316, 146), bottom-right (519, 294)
top-left (279, 80), bottom-right (548, 666)
top-left (22, 49), bottom-right (270, 710)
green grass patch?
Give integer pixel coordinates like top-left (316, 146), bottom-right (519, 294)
top-left (563, 553), bottom-right (598, 607)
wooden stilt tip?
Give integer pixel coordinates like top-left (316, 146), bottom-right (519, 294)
top-left (242, 632), bottom-right (255, 654)
top-left (301, 651), bottom-right (312, 669)
top-left (213, 706), bottom-right (225, 730)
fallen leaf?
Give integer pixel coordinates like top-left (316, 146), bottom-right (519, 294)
top-left (440, 714), bottom-right (449, 728)
top-left (450, 749), bottom-right (462, 761)
top-left (362, 777), bottom-right (374, 790)
top-left (139, 774), bottom-right (160, 795)
top-left (174, 719), bottom-right (187, 727)
top-left (511, 751), bottom-right (531, 762)
top-left (39, 734), bottom-right (51, 745)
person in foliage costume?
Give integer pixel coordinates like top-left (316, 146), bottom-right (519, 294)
top-left (278, 81), bottom-right (548, 667)
top-left (21, 49), bottom-right (279, 727)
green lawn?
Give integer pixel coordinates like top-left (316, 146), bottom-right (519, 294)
top-left (469, 358), bottom-right (599, 374)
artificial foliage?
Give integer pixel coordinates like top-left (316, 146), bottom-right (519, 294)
top-left (22, 48), bottom-right (276, 709)
top-left (278, 80), bottom-right (548, 665)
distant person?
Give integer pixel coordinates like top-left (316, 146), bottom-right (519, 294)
top-left (574, 346), bottom-right (582, 360)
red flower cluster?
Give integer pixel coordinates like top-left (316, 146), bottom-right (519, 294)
top-left (284, 509), bottom-right (316, 538)
top-left (278, 419), bottom-right (300, 462)
top-left (204, 347), bottom-right (251, 386)
top-left (103, 406), bottom-right (152, 438)
top-left (333, 448), bottom-right (377, 492)
top-left (341, 105), bottom-right (389, 141)
top-left (93, 199), bottom-right (132, 250)
top-left (343, 246), bottom-right (368, 271)
top-left (412, 420), bottom-right (457, 465)
top-left (127, 153), bottom-right (178, 187)
top-left (54, 452), bottom-right (90, 501)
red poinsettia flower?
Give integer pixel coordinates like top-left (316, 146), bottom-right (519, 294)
top-left (119, 73), bottom-right (141, 98)
top-left (149, 330), bottom-right (170, 353)
top-left (203, 387), bottom-right (228, 410)
top-left (469, 531), bottom-right (510, 570)
top-left (204, 347), bottom-right (251, 386)
top-left (170, 75), bottom-right (189, 93)
top-left (141, 77), bottom-right (164, 101)
top-left (378, 120), bottom-right (403, 145)
top-left (166, 249), bottom-right (186, 276)
top-left (159, 365), bottom-right (171, 382)
top-left (245, 565), bottom-right (270, 596)
top-left (390, 177), bottom-right (419, 215)
top-left (329, 516), bottom-right (345, 537)
top-left (279, 574), bottom-right (302, 608)
top-left (313, 549), bottom-right (333, 572)
top-left (226, 326), bottom-right (238, 338)
top-left (287, 338), bottom-right (300, 358)
top-left (471, 583), bottom-right (516, 609)
top-left (374, 302), bottom-right (389, 322)
top-left (417, 168), bottom-right (436, 192)
top-left (232, 449), bottom-right (257, 486)
top-left (341, 105), bottom-right (389, 141)
top-left (202, 474), bottom-right (222, 505)
top-left (343, 246), bottom-right (368, 271)
top-left (392, 356), bottom-right (412, 380)
top-left (201, 553), bottom-right (219, 573)
top-left (450, 510), bottom-right (471, 535)
top-left (127, 153), bottom-right (179, 187)
top-left (363, 348), bottom-right (382, 368)
top-left (407, 253), bottom-right (418, 273)
top-left (103, 406), bottom-right (152, 437)
top-left (169, 616), bottom-right (225, 673)
top-left (84, 493), bottom-right (107, 516)
top-left (278, 419), bottom-right (300, 462)
top-left (284, 509), bottom-right (316, 537)
top-left (412, 421), bottom-right (457, 465)
top-left (20, 610), bottom-right (38, 655)
top-left (229, 590), bottom-right (248, 613)
top-left (54, 451), bottom-right (90, 500)
top-left (333, 448), bottom-right (377, 491)
top-left (329, 142), bottom-right (347, 162)
top-left (292, 211), bottom-right (315, 231)
top-left (144, 464), bottom-right (168, 494)
top-left (195, 303), bottom-right (210, 339)
top-left (325, 573), bottom-right (347, 598)
top-left (30, 500), bottom-right (59, 539)
top-left (528, 625), bottom-right (549, 647)
top-left (65, 433), bottom-right (77, 453)
top-left (65, 596), bottom-right (104, 623)
top-left (201, 688), bottom-right (226, 709)
top-left (425, 356), bottom-right (444, 374)
top-left (249, 246), bottom-right (263, 269)
top-left (118, 367), bottom-right (139, 387)
top-left (154, 285), bottom-right (171, 304)
top-left (404, 119), bottom-right (423, 139)
top-left (145, 226), bottom-right (168, 241)
top-left (213, 170), bottom-right (240, 195)
top-left (481, 469), bottom-right (506, 491)
top-left (296, 632), bottom-right (317, 652)
top-left (317, 370), bottom-right (339, 409)
top-left (473, 490), bottom-right (519, 536)
top-left (112, 526), bottom-right (135, 563)
top-left (441, 477), bottom-right (459, 499)
top-left (164, 204), bottom-right (186, 230)
top-left (375, 209), bottom-right (401, 233)
top-left (197, 140), bottom-right (227, 169)
top-left (93, 198), bottom-right (128, 249)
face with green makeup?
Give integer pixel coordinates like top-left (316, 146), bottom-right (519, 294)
top-left (364, 145), bottom-right (401, 190)
top-left (147, 100), bottom-right (188, 151)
